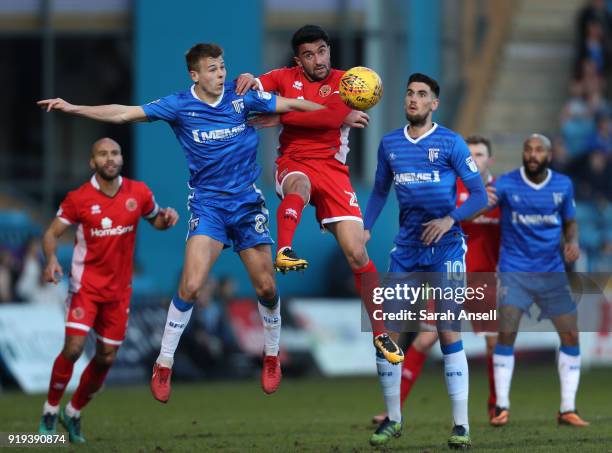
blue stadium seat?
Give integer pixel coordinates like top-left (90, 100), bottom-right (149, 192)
top-left (0, 210), bottom-right (41, 251)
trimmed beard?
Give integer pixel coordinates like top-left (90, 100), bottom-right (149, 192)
top-left (522, 158), bottom-right (548, 178)
top-left (96, 165), bottom-right (122, 182)
top-left (405, 111), bottom-right (428, 128)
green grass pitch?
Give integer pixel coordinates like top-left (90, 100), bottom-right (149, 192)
top-left (2, 364), bottom-right (611, 452)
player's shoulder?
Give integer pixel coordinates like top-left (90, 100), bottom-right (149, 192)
top-left (432, 124), bottom-right (464, 144)
top-left (495, 168), bottom-right (521, 186)
top-left (549, 169), bottom-right (573, 186)
top-left (65, 179), bottom-right (94, 200)
top-left (262, 66), bottom-right (298, 80)
top-left (145, 88), bottom-right (190, 107)
top-left (121, 177), bottom-right (151, 195)
top-left (380, 126), bottom-right (407, 147)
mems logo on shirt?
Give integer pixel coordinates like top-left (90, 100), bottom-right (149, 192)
top-left (511, 211), bottom-right (559, 226)
top-left (394, 171), bottom-right (441, 185)
top-left (191, 124), bottom-right (246, 143)
top-left (91, 217), bottom-right (134, 237)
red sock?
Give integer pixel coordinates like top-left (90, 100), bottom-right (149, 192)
top-left (353, 259), bottom-right (385, 336)
top-left (70, 359), bottom-right (111, 410)
top-left (487, 351), bottom-right (496, 408)
top-left (276, 193), bottom-right (305, 252)
top-left (400, 346), bottom-right (427, 407)
top-left (47, 353), bottom-right (75, 406)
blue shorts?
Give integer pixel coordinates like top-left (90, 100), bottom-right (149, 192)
top-left (383, 240), bottom-right (468, 332)
top-left (498, 272), bottom-right (576, 319)
top-left (186, 186), bottom-right (274, 253)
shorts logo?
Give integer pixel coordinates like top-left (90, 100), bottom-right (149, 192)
top-left (254, 214), bottom-right (267, 234)
top-left (319, 84), bottom-right (332, 97)
top-left (72, 307), bottom-right (84, 320)
top-left (344, 191), bottom-right (359, 207)
top-left (91, 204), bottom-right (101, 215)
top-left (465, 156), bottom-right (478, 173)
top-left (189, 216), bottom-right (200, 232)
top-left (125, 198), bottom-right (138, 212)
top-left (428, 148), bottom-right (439, 162)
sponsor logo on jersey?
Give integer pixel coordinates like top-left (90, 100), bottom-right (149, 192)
top-left (125, 198), bottom-right (138, 212)
top-left (393, 171), bottom-right (441, 185)
top-left (292, 81), bottom-right (303, 90)
top-left (232, 99), bottom-right (245, 114)
top-left (553, 192), bottom-right (564, 206)
top-left (319, 84), bottom-right (332, 97)
top-left (91, 217), bottom-right (134, 237)
top-left (466, 156), bottom-right (478, 172)
top-left (511, 211), bottom-right (559, 225)
top-left (91, 204), bottom-right (101, 215)
top-left (428, 148), bottom-right (439, 162)
top-left (191, 124), bottom-right (246, 143)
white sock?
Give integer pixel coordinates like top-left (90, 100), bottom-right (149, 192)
top-left (43, 401), bottom-right (59, 415)
top-left (258, 296), bottom-right (281, 356)
top-left (558, 347), bottom-right (581, 413)
top-left (376, 352), bottom-right (402, 423)
top-left (65, 401), bottom-right (80, 418)
top-left (493, 344), bottom-right (515, 409)
top-left (441, 341), bottom-right (469, 431)
top-left (157, 297), bottom-right (193, 366)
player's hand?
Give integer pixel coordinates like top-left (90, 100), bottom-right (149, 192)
top-left (44, 258), bottom-right (64, 284)
top-left (343, 110), bottom-right (370, 128)
top-left (364, 229), bottom-right (371, 244)
top-left (37, 98), bottom-right (76, 113)
top-left (248, 114), bottom-right (281, 129)
top-left (235, 73), bottom-right (258, 95)
top-left (564, 242), bottom-right (580, 263)
top-left (160, 207), bottom-right (179, 228)
top-left (421, 216), bottom-right (454, 246)
top-left (486, 185), bottom-right (498, 207)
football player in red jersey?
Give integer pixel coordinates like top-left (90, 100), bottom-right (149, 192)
top-left (371, 135), bottom-right (501, 424)
top-left (38, 138), bottom-right (178, 443)
top-left (236, 25), bottom-right (402, 365)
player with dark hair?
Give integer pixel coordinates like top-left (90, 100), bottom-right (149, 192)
top-left (364, 73), bottom-right (488, 448)
top-left (37, 138), bottom-right (179, 443)
top-left (38, 42), bottom-right (324, 405)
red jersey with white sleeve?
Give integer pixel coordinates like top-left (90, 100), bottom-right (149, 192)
top-left (256, 66), bottom-right (352, 163)
top-left (457, 176), bottom-right (500, 272)
top-left (57, 175), bottom-right (159, 302)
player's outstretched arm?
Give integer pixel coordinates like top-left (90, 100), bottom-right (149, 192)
top-left (275, 96), bottom-right (324, 113)
top-left (42, 218), bottom-right (70, 284)
top-left (37, 98), bottom-right (147, 124)
top-left (149, 207), bottom-right (179, 231)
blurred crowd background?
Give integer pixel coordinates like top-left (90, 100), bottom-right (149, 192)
top-left (0, 0), bottom-right (610, 390)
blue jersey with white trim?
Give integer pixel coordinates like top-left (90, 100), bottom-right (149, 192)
top-left (494, 168), bottom-right (576, 272)
top-left (371, 123), bottom-right (481, 246)
top-left (142, 82), bottom-right (277, 195)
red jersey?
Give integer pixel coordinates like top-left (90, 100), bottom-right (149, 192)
top-left (256, 66), bottom-right (352, 163)
top-left (57, 175), bottom-right (159, 302)
top-left (457, 176), bottom-right (500, 272)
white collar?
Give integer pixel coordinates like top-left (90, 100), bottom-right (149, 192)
top-left (90, 174), bottom-right (122, 191)
top-left (403, 123), bottom-right (438, 144)
top-left (520, 166), bottom-right (551, 190)
top-left (191, 84), bottom-right (224, 107)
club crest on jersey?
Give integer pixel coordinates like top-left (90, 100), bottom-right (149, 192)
top-left (292, 81), bottom-right (303, 90)
top-left (319, 84), bottom-right (332, 97)
top-left (189, 216), bottom-right (200, 232)
top-left (125, 198), bottom-right (138, 212)
top-left (465, 156), bottom-right (478, 172)
top-left (428, 148), bottom-right (439, 162)
top-left (553, 192), bottom-right (564, 206)
top-left (72, 307), bottom-right (84, 320)
top-left (232, 99), bottom-right (245, 114)
top-left (91, 204), bottom-right (101, 215)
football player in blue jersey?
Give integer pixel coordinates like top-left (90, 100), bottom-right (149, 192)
top-left (38, 43), bottom-right (324, 400)
top-left (363, 73), bottom-right (488, 448)
top-left (487, 133), bottom-right (589, 427)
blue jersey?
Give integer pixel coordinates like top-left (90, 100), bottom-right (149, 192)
top-left (495, 168), bottom-right (576, 272)
top-left (365, 124), bottom-right (482, 247)
top-left (142, 82), bottom-right (277, 196)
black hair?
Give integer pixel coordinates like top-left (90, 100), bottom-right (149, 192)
top-left (465, 135), bottom-right (493, 157)
top-left (407, 73), bottom-right (440, 98)
top-left (291, 25), bottom-right (330, 55)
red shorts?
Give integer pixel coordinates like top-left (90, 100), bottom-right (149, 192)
top-left (64, 291), bottom-right (130, 345)
top-left (275, 156), bottom-right (362, 228)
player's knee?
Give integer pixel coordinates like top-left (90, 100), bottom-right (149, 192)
top-left (345, 245), bottom-right (368, 269)
top-left (94, 349), bottom-right (117, 367)
top-left (62, 343), bottom-right (84, 362)
top-left (561, 331), bottom-right (579, 347)
top-left (255, 280), bottom-right (276, 302)
top-left (179, 279), bottom-right (201, 302)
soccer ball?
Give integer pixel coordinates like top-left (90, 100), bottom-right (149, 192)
top-left (339, 66), bottom-right (383, 111)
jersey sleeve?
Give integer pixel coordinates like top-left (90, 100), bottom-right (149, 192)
top-left (57, 192), bottom-right (79, 225)
top-left (450, 136), bottom-right (480, 181)
top-left (243, 90), bottom-right (277, 114)
top-left (561, 179), bottom-right (576, 221)
top-left (256, 69), bottom-right (283, 93)
top-left (140, 183), bottom-right (160, 219)
top-left (491, 175), bottom-right (507, 208)
top-left (364, 140), bottom-right (393, 231)
top-left (141, 94), bottom-right (179, 122)
top-left (280, 95), bottom-right (351, 130)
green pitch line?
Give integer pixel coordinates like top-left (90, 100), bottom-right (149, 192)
top-left (2, 365), bottom-right (610, 452)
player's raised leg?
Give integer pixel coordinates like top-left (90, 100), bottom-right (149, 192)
top-left (274, 173), bottom-right (310, 273)
top-left (240, 244), bottom-right (282, 394)
top-left (553, 313), bottom-right (589, 426)
top-left (39, 334), bottom-right (87, 435)
top-left (151, 235), bottom-right (224, 403)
